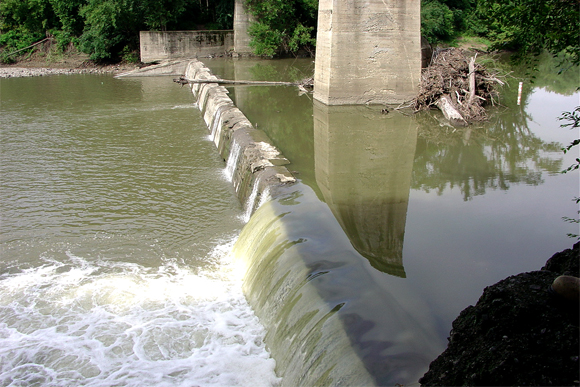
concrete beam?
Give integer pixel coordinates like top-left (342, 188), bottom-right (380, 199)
top-left (314, 0), bottom-right (421, 105)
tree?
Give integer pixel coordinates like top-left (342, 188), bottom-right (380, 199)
top-left (475, 0), bottom-right (580, 64)
top-left (78, 0), bottom-right (141, 60)
top-left (559, 106), bottom-right (580, 174)
top-left (1, 0), bottom-right (235, 62)
top-left (558, 106), bottom-right (580, 239)
top-left (244, 0), bottom-right (317, 57)
top-left (0, 0), bottom-right (58, 54)
top-left (421, 0), bottom-right (478, 43)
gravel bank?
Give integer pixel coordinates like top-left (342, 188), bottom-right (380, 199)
top-left (0, 65), bottom-right (137, 78)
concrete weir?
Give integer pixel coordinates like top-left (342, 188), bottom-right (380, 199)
top-left (184, 60), bottom-right (296, 215)
top-left (183, 61), bottom-right (440, 386)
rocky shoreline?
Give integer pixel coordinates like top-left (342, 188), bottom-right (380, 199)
top-left (0, 64), bottom-right (138, 78)
top-left (420, 242), bottom-right (579, 386)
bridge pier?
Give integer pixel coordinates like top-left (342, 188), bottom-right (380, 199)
top-left (233, 0), bottom-right (254, 55)
top-left (314, 0), bottom-right (421, 105)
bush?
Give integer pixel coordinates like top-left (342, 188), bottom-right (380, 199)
top-left (421, 0), bottom-right (456, 42)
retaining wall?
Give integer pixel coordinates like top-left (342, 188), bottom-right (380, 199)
top-left (184, 60), bottom-right (296, 214)
top-left (140, 31), bottom-right (234, 63)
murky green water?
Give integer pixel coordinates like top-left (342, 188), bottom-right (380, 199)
top-left (1, 54), bottom-right (577, 386)
top-left (0, 74), bottom-right (279, 386)
top-left (206, 55), bottom-right (579, 357)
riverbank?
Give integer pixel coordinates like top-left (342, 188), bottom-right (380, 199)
top-left (0, 54), bottom-right (139, 78)
top-left (420, 242), bottom-right (579, 386)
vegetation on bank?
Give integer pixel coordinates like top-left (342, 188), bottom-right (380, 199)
top-left (1, 0), bottom-right (578, 64)
top-left (0, 0), bottom-right (234, 62)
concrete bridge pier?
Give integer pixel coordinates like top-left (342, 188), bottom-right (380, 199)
top-left (233, 0), bottom-right (254, 55)
top-left (314, 0), bottom-right (421, 105)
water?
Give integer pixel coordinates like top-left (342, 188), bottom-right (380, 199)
top-left (2, 55), bottom-right (578, 386)
top-left (204, 55), bottom-right (579, 383)
top-left (0, 75), bottom-right (279, 386)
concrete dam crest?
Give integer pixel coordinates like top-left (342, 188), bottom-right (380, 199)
top-left (175, 59), bottom-right (441, 386)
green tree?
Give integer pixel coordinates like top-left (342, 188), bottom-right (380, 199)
top-left (244, 0), bottom-right (317, 57)
top-left (559, 106), bottom-right (580, 174)
top-left (0, 0), bottom-right (58, 53)
top-left (421, 0), bottom-right (477, 43)
top-left (559, 106), bottom-right (580, 239)
top-left (1, 0), bottom-right (235, 61)
top-left (48, 0), bottom-right (86, 35)
top-left (78, 0), bottom-right (141, 60)
top-left (475, 0), bottom-right (580, 64)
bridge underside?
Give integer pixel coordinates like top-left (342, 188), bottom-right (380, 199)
top-left (313, 0), bottom-right (421, 105)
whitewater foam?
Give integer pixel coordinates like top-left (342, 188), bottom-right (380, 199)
top-left (0, 242), bottom-right (280, 387)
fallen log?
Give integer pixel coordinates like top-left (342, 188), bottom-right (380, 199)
top-left (436, 95), bottom-right (468, 126)
top-left (173, 76), bottom-right (299, 87)
top-left (467, 55), bottom-right (476, 105)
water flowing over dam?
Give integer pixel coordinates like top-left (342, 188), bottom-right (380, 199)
top-left (182, 56), bottom-right (579, 385)
top-left (184, 59), bottom-right (443, 385)
top-left (1, 55), bottom-right (577, 386)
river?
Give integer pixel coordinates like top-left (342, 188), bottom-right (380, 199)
top-left (0, 54), bottom-right (578, 386)
top-left (0, 75), bottom-right (279, 386)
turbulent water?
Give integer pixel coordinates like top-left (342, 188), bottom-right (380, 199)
top-left (0, 75), bottom-right (279, 387)
top-left (1, 55), bottom-right (578, 386)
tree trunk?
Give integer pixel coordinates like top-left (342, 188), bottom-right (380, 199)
top-left (435, 95), bottom-right (467, 126)
top-left (468, 56), bottom-right (476, 105)
top-left (174, 77), bottom-right (299, 87)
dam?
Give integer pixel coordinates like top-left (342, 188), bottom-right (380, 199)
top-left (182, 60), bottom-right (441, 385)
top-left (0, 55), bottom-right (578, 386)
top-left (177, 57), bottom-right (578, 385)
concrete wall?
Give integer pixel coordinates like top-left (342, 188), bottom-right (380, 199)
top-left (314, 0), bottom-right (421, 105)
top-left (233, 0), bottom-right (255, 54)
top-left (184, 60), bottom-right (295, 212)
top-left (140, 31), bottom-right (234, 63)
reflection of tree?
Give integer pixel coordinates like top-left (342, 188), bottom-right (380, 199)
top-left (413, 107), bottom-right (563, 201)
top-left (412, 51), bottom-right (571, 201)
top-left (482, 51), bottom-right (579, 97)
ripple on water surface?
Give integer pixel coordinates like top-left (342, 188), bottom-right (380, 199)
top-left (0, 75), bottom-right (279, 386)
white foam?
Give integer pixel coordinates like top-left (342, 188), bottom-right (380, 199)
top-left (0, 242), bottom-right (281, 387)
top-left (171, 104), bottom-right (196, 110)
top-left (209, 106), bottom-right (227, 147)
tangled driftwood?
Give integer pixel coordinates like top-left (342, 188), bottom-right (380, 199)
top-left (414, 48), bottom-right (503, 126)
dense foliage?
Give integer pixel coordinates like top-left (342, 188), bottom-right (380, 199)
top-left (243, 0), bottom-right (579, 63)
top-left (1, 0), bottom-right (578, 63)
top-left (420, 0), bottom-right (478, 43)
top-left (243, 0), bottom-right (317, 57)
top-left (0, 0), bottom-right (234, 61)
top-left (475, 0), bottom-right (579, 64)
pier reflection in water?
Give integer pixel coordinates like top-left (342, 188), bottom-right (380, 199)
top-left (223, 60), bottom-right (443, 385)
top-left (211, 55), bottom-right (578, 384)
top-left (314, 102), bottom-right (418, 276)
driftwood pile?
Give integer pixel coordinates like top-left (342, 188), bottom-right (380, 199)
top-left (414, 48), bottom-right (503, 126)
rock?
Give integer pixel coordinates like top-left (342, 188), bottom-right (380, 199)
top-left (420, 242), bottom-right (579, 386)
top-left (551, 275), bottom-right (580, 303)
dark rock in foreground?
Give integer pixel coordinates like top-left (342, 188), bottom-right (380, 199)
top-left (420, 242), bottom-right (579, 386)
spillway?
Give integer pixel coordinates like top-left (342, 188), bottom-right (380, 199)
top-left (184, 60), bottom-right (441, 386)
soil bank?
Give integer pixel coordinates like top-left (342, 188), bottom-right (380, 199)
top-left (420, 242), bottom-right (579, 386)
